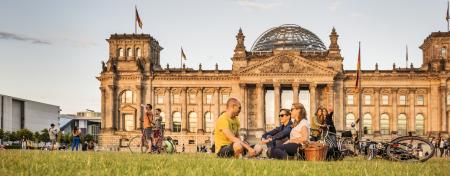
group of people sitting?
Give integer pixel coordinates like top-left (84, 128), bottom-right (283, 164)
top-left (214, 98), bottom-right (337, 160)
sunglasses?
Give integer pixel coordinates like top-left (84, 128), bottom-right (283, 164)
top-left (279, 114), bottom-right (288, 117)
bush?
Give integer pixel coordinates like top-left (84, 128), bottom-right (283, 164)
top-left (33, 132), bottom-right (40, 143)
top-left (0, 128), bottom-right (4, 141)
top-left (83, 134), bottom-right (94, 143)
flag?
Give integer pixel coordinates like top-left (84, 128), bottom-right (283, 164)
top-left (447, 1), bottom-right (449, 22)
top-left (406, 44), bottom-right (409, 67)
top-left (181, 47), bottom-right (187, 60)
top-left (135, 6), bottom-right (143, 29)
top-left (355, 42), bottom-right (361, 92)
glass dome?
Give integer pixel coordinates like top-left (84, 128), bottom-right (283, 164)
top-left (251, 24), bottom-right (326, 52)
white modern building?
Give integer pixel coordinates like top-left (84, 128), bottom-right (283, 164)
top-left (0, 94), bottom-right (60, 132)
top-left (60, 110), bottom-right (101, 139)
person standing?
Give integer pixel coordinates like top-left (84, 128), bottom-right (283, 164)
top-left (49, 123), bottom-right (58, 151)
top-left (143, 104), bottom-right (154, 153)
top-left (152, 108), bottom-right (163, 150)
top-left (71, 127), bottom-right (81, 151)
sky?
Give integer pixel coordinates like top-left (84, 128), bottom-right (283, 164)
top-left (0, 0), bottom-right (447, 114)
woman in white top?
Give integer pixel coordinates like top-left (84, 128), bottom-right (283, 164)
top-left (270, 103), bottom-right (310, 159)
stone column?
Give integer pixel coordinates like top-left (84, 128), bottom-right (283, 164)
top-left (214, 88), bottom-right (220, 121)
top-left (274, 83), bottom-right (281, 127)
top-left (374, 88), bottom-right (380, 135)
top-left (256, 83), bottom-right (265, 135)
top-left (197, 88), bottom-right (204, 134)
top-left (135, 85), bottom-right (142, 130)
top-left (100, 87), bottom-right (106, 129)
top-left (216, 88), bottom-right (221, 120)
top-left (107, 85), bottom-right (118, 132)
top-left (292, 83), bottom-right (299, 104)
top-left (440, 86), bottom-right (447, 133)
top-left (239, 84), bottom-right (248, 133)
top-left (309, 83), bottom-right (317, 122)
top-left (327, 84), bottom-right (335, 109)
top-left (392, 88), bottom-right (398, 134)
top-left (430, 85), bottom-right (440, 135)
top-left (181, 88), bottom-right (188, 133)
top-left (409, 88), bottom-right (416, 134)
top-left (164, 88), bottom-right (172, 132)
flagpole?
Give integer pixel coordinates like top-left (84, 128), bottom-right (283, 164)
top-left (180, 47), bottom-right (183, 68)
top-left (358, 42), bottom-right (363, 141)
top-left (135, 6), bottom-right (137, 34)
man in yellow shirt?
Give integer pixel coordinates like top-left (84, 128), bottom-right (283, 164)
top-left (214, 98), bottom-right (255, 158)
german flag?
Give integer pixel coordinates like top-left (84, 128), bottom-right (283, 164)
top-left (135, 6), bottom-right (143, 29)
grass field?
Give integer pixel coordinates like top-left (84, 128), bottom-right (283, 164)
top-left (0, 150), bottom-right (449, 176)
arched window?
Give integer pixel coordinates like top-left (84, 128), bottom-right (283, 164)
top-left (363, 113), bottom-right (372, 134)
top-left (415, 114), bottom-right (425, 135)
top-left (380, 113), bottom-right (390, 135)
top-left (345, 113), bottom-right (355, 129)
top-left (398, 113), bottom-right (407, 135)
top-left (160, 112), bottom-right (165, 129)
top-left (127, 48), bottom-right (132, 57)
top-left (121, 90), bottom-right (133, 104)
top-left (118, 48), bottom-right (124, 57)
top-left (188, 112), bottom-right (197, 133)
top-left (136, 48), bottom-right (141, 58)
top-left (172, 112), bottom-right (181, 132)
top-left (205, 112), bottom-right (214, 133)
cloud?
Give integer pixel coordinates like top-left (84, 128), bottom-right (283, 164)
top-left (236, 0), bottom-right (283, 10)
top-left (328, 0), bottom-right (342, 12)
top-left (0, 31), bottom-right (51, 45)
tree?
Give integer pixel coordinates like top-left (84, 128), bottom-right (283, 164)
top-left (33, 131), bottom-right (41, 143)
top-left (0, 128), bottom-right (4, 144)
top-left (16, 128), bottom-right (33, 140)
top-left (9, 131), bottom-right (18, 142)
top-left (39, 128), bottom-right (49, 143)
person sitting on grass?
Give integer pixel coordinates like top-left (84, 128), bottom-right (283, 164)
top-left (270, 103), bottom-right (310, 160)
top-left (214, 98), bottom-right (255, 158)
top-left (254, 109), bottom-right (293, 157)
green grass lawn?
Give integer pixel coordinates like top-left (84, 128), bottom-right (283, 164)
top-left (0, 150), bottom-right (449, 176)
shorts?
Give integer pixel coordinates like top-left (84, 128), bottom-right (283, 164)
top-left (144, 128), bottom-right (153, 140)
top-left (217, 144), bottom-right (235, 158)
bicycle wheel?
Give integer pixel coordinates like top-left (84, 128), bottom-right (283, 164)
top-left (339, 137), bottom-right (356, 157)
top-left (128, 135), bottom-right (146, 154)
top-left (386, 136), bottom-right (435, 162)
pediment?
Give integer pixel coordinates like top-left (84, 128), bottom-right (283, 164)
top-left (239, 54), bottom-right (337, 75)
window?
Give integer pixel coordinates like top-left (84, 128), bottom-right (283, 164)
top-left (364, 95), bottom-right (371, 105)
top-left (124, 114), bottom-right (135, 131)
top-left (160, 112), bottom-right (165, 129)
top-left (363, 113), bottom-right (372, 134)
top-left (173, 94), bottom-right (180, 104)
top-left (345, 113), bottom-right (355, 129)
top-left (189, 94), bottom-right (196, 104)
top-left (188, 112), bottom-right (197, 133)
top-left (136, 48), bottom-right (141, 58)
top-left (441, 47), bottom-right (447, 59)
top-left (206, 94), bottom-right (212, 104)
top-left (447, 94), bottom-right (450, 105)
top-left (417, 95), bottom-right (424, 105)
top-left (188, 140), bottom-right (195, 144)
top-left (121, 90), bottom-right (133, 103)
top-left (205, 112), bottom-right (214, 133)
top-left (380, 114), bottom-right (390, 135)
top-left (382, 95), bottom-right (389, 105)
top-left (399, 95), bottom-right (407, 105)
top-left (347, 95), bottom-right (354, 105)
top-left (415, 114), bottom-right (424, 135)
top-left (398, 113), bottom-right (407, 135)
top-left (222, 94), bottom-right (229, 104)
top-left (172, 112), bottom-right (181, 132)
top-left (118, 48), bottom-right (124, 57)
top-left (127, 48), bottom-right (132, 57)
top-left (157, 95), bottom-right (164, 104)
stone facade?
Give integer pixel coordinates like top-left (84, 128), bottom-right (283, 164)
top-left (98, 26), bottom-right (450, 152)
